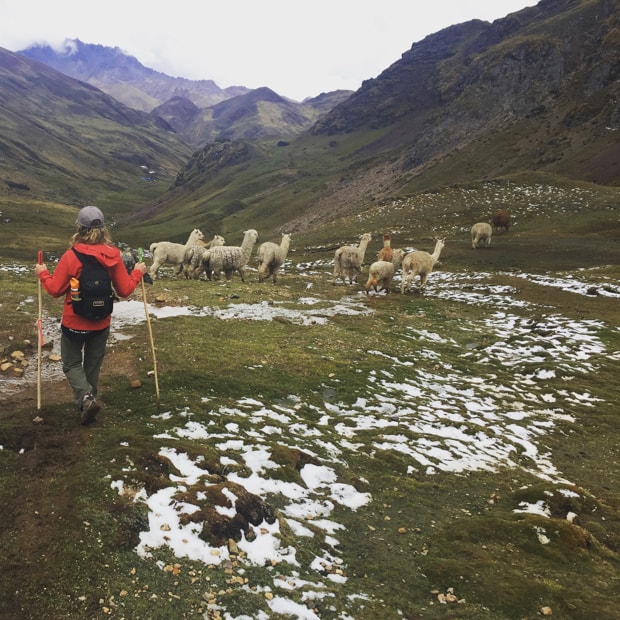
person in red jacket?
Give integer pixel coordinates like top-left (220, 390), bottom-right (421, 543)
top-left (35, 206), bottom-right (148, 425)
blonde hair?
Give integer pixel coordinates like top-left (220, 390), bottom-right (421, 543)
top-left (70, 225), bottom-right (113, 247)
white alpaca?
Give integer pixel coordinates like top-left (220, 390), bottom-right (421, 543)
top-left (400, 239), bottom-right (445, 294)
top-left (208, 229), bottom-right (259, 282)
top-left (333, 232), bottom-right (372, 285)
top-left (365, 249), bottom-right (405, 294)
top-left (471, 222), bottom-right (492, 249)
top-left (183, 235), bottom-right (225, 279)
top-left (257, 233), bottom-right (291, 284)
top-left (149, 228), bottom-right (204, 279)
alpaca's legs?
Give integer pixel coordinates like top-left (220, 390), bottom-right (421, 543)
top-left (332, 268), bottom-right (340, 285)
top-left (401, 268), bottom-right (409, 294)
top-left (149, 261), bottom-right (161, 279)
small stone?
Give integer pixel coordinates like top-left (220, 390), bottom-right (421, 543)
top-left (130, 379), bottom-right (142, 389)
top-left (228, 539), bottom-right (239, 555)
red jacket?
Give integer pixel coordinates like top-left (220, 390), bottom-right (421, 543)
top-left (38, 242), bottom-right (144, 331)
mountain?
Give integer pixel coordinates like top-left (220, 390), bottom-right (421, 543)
top-left (166, 87), bottom-right (338, 144)
top-left (18, 39), bottom-right (250, 112)
top-left (0, 46), bottom-right (191, 238)
top-left (1, 0), bottom-right (618, 255)
top-left (312, 0), bottom-right (619, 184)
top-left (19, 39), bottom-right (354, 147)
top-left (141, 0), bottom-right (618, 236)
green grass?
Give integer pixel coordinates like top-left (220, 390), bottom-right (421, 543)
top-left (1, 178), bottom-right (619, 619)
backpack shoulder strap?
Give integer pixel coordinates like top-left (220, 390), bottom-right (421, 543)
top-left (72, 247), bottom-right (103, 266)
top-left (71, 247), bottom-right (87, 263)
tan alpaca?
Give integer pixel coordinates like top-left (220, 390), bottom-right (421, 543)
top-left (377, 232), bottom-right (393, 262)
top-left (400, 239), bottom-right (445, 293)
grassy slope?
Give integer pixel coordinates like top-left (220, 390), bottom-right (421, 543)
top-left (1, 179), bottom-right (618, 619)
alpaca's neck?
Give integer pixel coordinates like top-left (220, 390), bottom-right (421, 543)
top-left (185, 233), bottom-right (201, 247)
top-left (241, 233), bottom-right (257, 258)
top-left (431, 242), bottom-right (443, 262)
top-left (359, 238), bottom-right (370, 256)
top-left (280, 238), bottom-right (290, 255)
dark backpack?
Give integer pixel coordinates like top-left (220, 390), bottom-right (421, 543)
top-left (71, 248), bottom-right (116, 320)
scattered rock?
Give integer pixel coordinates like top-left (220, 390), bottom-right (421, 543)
top-left (228, 539), bottom-right (239, 555)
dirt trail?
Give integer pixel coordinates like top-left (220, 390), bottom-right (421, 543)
top-left (0, 349), bottom-right (137, 616)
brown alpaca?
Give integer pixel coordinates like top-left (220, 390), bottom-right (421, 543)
top-left (377, 232), bottom-right (393, 262)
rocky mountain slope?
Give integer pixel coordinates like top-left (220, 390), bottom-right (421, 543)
top-left (148, 0), bottom-right (618, 237)
top-left (312, 0), bottom-right (619, 187)
top-left (0, 46), bottom-right (191, 215)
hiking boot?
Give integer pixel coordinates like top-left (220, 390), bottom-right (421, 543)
top-left (80, 393), bottom-right (100, 426)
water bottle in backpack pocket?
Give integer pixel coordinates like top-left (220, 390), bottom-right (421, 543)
top-left (71, 248), bottom-right (116, 320)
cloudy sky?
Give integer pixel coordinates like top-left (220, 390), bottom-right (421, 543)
top-left (0, 0), bottom-right (538, 101)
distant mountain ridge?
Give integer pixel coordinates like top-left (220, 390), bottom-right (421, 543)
top-left (18, 39), bottom-right (354, 146)
top-left (19, 39), bottom-right (251, 112)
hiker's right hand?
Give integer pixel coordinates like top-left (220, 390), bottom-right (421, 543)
top-left (135, 262), bottom-right (147, 275)
top-left (35, 263), bottom-right (47, 276)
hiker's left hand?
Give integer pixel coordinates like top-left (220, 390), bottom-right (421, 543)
top-left (35, 263), bottom-right (47, 276)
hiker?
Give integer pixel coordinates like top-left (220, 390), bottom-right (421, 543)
top-left (34, 205), bottom-right (147, 425)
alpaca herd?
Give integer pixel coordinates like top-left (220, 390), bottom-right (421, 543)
top-left (147, 228), bottom-right (290, 285)
top-left (146, 209), bottom-right (509, 292)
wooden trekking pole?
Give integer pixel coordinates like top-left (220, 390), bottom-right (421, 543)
top-left (139, 248), bottom-right (160, 407)
top-left (36, 250), bottom-right (43, 413)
